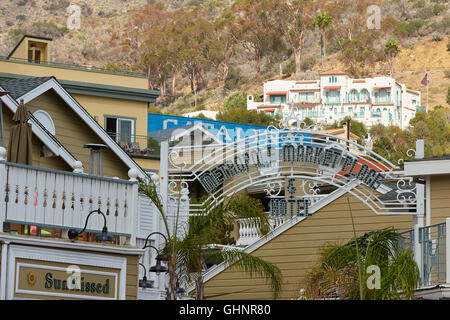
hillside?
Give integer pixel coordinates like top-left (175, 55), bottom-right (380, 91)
top-left (0, 0), bottom-right (449, 113)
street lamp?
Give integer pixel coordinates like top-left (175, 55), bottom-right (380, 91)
top-left (142, 232), bottom-right (169, 276)
top-left (138, 263), bottom-right (153, 288)
top-left (68, 209), bottom-right (115, 243)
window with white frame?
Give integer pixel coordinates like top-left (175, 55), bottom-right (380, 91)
top-left (105, 116), bottom-right (135, 143)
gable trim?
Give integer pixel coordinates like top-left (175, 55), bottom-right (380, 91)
top-left (17, 78), bottom-right (148, 179)
top-left (0, 92), bottom-right (77, 167)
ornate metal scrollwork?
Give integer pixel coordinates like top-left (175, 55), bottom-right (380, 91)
top-left (278, 101), bottom-right (317, 131)
top-left (264, 181), bottom-right (283, 197)
top-left (168, 180), bottom-right (189, 197)
top-left (398, 148), bottom-right (417, 165)
top-left (168, 149), bottom-right (188, 170)
top-left (396, 177), bottom-right (417, 203)
top-left (302, 180), bottom-right (321, 196)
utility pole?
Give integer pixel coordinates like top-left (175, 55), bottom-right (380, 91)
top-left (344, 120), bottom-right (350, 151)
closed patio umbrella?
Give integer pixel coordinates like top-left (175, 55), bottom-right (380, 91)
top-left (7, 99), bottom-right (32, 165)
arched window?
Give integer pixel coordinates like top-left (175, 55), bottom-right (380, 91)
top-left (360, 89), bottom-right (369, 102)
top-left (33, 110), bottom-right (55, 135)
top-left (349, 89), bottom-right (358, 102)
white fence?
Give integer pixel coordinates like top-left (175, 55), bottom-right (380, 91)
top-left (0, 160), bottom-right (138, 237)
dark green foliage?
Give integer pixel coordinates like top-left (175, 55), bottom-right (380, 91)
top-left (223, 91), bottom-right (247, 110)
top-left (31, 22), bottom-right (69, 38)
top-left (398, 20), bottom-right (426, 36)
top-left (324, 117), bottom-right (368, 145)
top-left (305, 227), bottom-right (419, 300)
top-left (217, 108), bottom-right (280, 126)
top-left (369, 108), bottom-right (450, 164)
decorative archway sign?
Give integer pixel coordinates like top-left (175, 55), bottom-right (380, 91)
top-left (159, 106), bottom-right (421, 224)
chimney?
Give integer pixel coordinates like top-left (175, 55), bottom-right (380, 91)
top-left (84, 143), bottom-right (108, 176)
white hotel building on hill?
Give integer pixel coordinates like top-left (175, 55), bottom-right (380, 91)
top-left (247, 70), bottom-right (423, 129)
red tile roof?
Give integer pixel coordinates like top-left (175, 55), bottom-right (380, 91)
top-left (323, 86), bottom-right (341, 90)
top-left (290, 89), bottom-right (320, 92)
top-left (266, 91), bottom-right (287, 95)
top-left (320, 69), bottom-right (347, 76)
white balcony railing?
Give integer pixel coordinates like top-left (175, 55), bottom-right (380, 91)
top-left (0, 158), bottom-right (139, 239)
top-left (235, 195), bottom-right (326, 247)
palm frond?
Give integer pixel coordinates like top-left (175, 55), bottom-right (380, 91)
top-left (215, 249), bottom-right (283, 299)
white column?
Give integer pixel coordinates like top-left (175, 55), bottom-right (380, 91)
top-left (158, 140), bottom-right (169, 292)
top-left (128, 168), bottom-right (139, 247)
top-left (0, 240), bottom-right (10, 300)
top-left (446, 218), bottom-right (450, 284)
top-left (415, 139), bottom-right (425, 228)
top-left (0, 147), bottom-right (6, 226)
top-left (414, 224), bottom-right (423, 285)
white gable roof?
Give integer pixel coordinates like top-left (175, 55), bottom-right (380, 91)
top-left (0, 89), bottom-right (77, 167)
top-left (9, 78), bottom-right (148, 179)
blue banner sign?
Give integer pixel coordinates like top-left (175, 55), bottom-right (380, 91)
top-left (148, 113), bottom-right (270, 143)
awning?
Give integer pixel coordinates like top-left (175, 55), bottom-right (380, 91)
top-left (266, 91), bottom-right (287, 95)
top-left (257, 105), bottom-right (280, 108)
top-left (295, 105), bottom-right (315, 108)
top-left (323, 86), bottom-right (341, 90)
top-left (373, 86), bottom-right (391, 89)
top-left (263, 108), bottom-right (275, 112)
top-left (290, 89), bottom-right (320, 92)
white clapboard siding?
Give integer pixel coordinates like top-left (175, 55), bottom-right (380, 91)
top-left (137, 194), bottom-right (154, 239)
top-left (2, 162), bottom-right (137, 237)
top-left (166, 195), bottom-right (190, 240)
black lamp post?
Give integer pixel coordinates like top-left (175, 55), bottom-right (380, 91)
top-left (146, 245), bottom-right (168, 276)
top-left (68, 209), bottom-right (115, 243)
top-left (142, 232), bottom-right (169, 276)
top-left (138, 263), bottom-right (153, 288)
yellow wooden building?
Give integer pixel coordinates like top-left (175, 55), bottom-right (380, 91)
top-left (0, 35), bottom-right (161, 174)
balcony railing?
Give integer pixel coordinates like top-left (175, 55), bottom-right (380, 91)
top-left (420, 223), bottom-right (446, 286)
top-left (0, 160), bottom-right (138, 238)
top-left (0, 56), bottom-right (147, 78)
top-left (400, 220), bottom-right (450, 289)
top-left (324, 100), bottom-right (341, 105)
top-left (373, 99), bottom-right (392, 104)
top-left (107, 132), bottom-right (161, 158)
top-left (235, 195), bottom-right (325, 246)
top-left (295, 98), bottom-right (321, 104)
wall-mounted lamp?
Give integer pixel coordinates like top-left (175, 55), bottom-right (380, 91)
top-left (68, 209), bottom-right (115, 243)
top-left (142, 232), bottom-right (169, 276)
top-left (138, 263), bottom-right (153, 288)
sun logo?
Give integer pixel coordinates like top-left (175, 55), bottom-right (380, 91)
top-left (27, 271), bottom-right (36, 287)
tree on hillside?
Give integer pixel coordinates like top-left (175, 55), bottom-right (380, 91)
top-left (217, 109), bottom-right (280, 127)
top-left (231, 0), bottom-right (283, 74)
top-left (277, 0), bottom-right (315, 75)
top-left (124, 2), bottom-right (172, 91)
top-left (312, 12), bottom-right (332, 71)
top-left (205, 10), bottom-right (239, 85)
top-left (170, 7), bottom-right (212, 107)
top-left (338, 31), bottom-right (380, 77)
top-left (384, 39), bottom-right (401, 77)
top-left (223, 91), bottom-right (248, 110)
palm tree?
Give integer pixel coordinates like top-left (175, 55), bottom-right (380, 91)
top-left (304, 227), bottom-right (420, 300)
top-left (384, 39), bottom-right (401, 77)
top-left (139, 178), bottom-right (283, 300)
top-left (313, 12), bottom-right (332, 71)
top-left (178, 200), bottom-right (282, 299)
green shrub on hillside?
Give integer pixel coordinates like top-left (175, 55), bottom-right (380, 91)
top-left (223, 91), bottom-right (247, 110)
top-left (217, 108), bottom-right (280, 127)
top-left (398, 20), bottom-right (427, 36)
